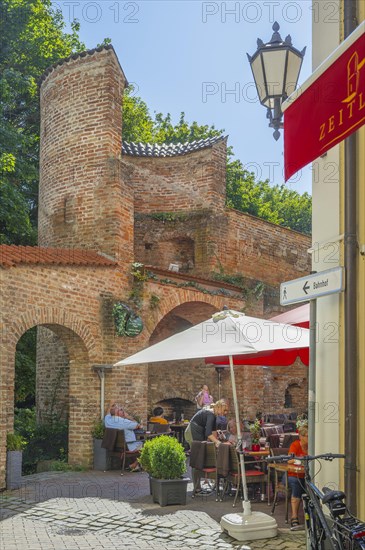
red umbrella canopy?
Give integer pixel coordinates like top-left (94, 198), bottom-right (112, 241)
top-left (207, 304), bottom-right (309, 366)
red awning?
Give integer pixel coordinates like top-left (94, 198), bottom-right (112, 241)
top-left (270, 303), bottom-right (309, 329)
top-left (207, 304), bottom-right (309, 367)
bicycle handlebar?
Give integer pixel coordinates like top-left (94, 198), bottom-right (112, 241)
top-left (266, 453), bottom-right (345, 463)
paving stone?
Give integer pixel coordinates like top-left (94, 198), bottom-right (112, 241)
top-left (140, 524), bottom-right (157, 530)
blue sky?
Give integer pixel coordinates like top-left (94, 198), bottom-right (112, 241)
top-left (53, 0), bottom-right (314, 194)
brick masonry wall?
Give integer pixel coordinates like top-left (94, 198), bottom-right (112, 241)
top-left (0, 47), bottom-right (310, 489)
top-left (0, 260), bottom-right (246, 488)
top-left (135, 209), bottom-right (310, 289)
top-left (39, 48), bottom-right (133, 262)
top-left (122, 139), bottom-right (227, 215)
top-left (218, 209), bottom-right (311, 287)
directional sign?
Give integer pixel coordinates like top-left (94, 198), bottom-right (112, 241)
top-left (280, 267), bottom-right (345, 306)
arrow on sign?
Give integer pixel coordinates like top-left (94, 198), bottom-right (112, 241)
top-left (303, 281), bottom-right (310, 294)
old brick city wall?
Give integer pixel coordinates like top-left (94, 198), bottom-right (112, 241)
top-left (0, 45), bottom-right (310, 488)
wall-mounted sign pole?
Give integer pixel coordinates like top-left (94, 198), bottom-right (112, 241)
top-left (281, 268), bottom-right (345, 474)
top-left (280, 267), bottom-right (345, 306)
top-left (308, 298), bottom-right (317, 476)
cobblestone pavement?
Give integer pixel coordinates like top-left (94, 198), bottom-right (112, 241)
top-left (0, 471), bottom-right (306, 550)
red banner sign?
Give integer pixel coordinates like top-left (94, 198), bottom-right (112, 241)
top-left (284, 26), bottom-right (365, 181)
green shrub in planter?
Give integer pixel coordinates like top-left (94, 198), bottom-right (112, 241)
top-left (7, 433), bottom-right (27, 451)
top-left (91, 419), bottom-right (105, 439)
top-left (139, 436), bottom-right (188, 506)
top-left (139, 435), bottom-right (186, 479)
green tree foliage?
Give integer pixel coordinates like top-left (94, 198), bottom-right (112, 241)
top-left (15, 327), bottom-right (37, 405)
top-left (226, 158), bottom-right (312, 235)
top-left (122, 86), bottom-right (223, 145)
top-left (0, 0), bottom-right (85, 244)
top-left (0, 152), bottom-right (35, 243)
top-left (122, 86), bottom-right (155, 143)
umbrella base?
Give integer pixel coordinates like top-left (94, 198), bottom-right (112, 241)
top-left (220, 511), bottom-right (278, 542)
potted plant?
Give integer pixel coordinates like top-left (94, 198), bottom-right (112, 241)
top-left (249, 419), bottom-right (262, 452)
top-left (139, 435), bottom-right (189, 506)
top-left (92, 419), bottom-right (107, 471)
top-left (6, 432), bottom-right (26, 489)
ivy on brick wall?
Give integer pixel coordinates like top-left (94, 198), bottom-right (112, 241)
top-left (145, 210), bottom-right (210, 223)
top-left (211, 272), bottom-right (265, 300)
top-left (112, 302), bottom-right (143, 337)
top-left (147, 271), bottom-right (242, 301)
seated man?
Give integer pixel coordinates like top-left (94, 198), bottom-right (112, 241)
top-left (149, 406), bottom-right (169, 424)
top-left (104, 404), bottom-right (143, 471)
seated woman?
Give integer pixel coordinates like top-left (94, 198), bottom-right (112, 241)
top-left (287, 424), bottom-right (308, 529)
top-left (225, 418), bottom-right (244, 445)
top-left (149, 406), bottom-right (168, 424)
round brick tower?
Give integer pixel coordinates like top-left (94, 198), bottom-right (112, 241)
top-left (39, 45), bottom-right (132, 261)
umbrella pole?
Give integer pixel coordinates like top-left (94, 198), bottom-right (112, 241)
top-left (229, 355), bottom-right (251, 515)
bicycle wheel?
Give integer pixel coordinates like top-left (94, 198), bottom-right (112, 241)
top-left (304, 501), bottom-right (326, 550)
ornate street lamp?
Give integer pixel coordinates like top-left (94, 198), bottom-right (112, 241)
top-left (247, 22), bottom-right (306, 140)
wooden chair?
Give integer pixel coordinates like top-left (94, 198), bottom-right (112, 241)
top-left (282, 433), bottom-right (299, 448)
top-left (269, 447), bottom-right (291, 523)
top-left (147, 422), bottom-right (171, 434)
top-left (268, 434), bottom-right (280, 449)
top-left (101, 428), bottom-right (140, 473)
top-left (226, 446), bottom-right (266, 507)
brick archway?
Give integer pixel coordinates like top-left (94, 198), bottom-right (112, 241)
top-left (146, 299), bottom-right (227, 414)
top-left (153, 290), bottom-right (224, 327)
top-left (0, 308), bottom-right (102, 487)
top-left (7, 306), bottom-right (99, 357)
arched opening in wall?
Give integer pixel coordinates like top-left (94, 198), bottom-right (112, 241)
top-left (153, 398), bottom-right (196, 422)
top-left (284, 383), bottom-right (301, 410)
top-left (13, 323), bottom-right (90, 475)
top-left (148, 301), bottom-right (219, 419)
top-left (148, 236), bottom-right (195, 272)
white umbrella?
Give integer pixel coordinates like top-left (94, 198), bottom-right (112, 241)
top-left (115, 309), bottom-right (309, 541)
top-left (116, 309), bottom-right (308, 365)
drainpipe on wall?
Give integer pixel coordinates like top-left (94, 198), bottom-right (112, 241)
top-left (92, 365), bottom-right (114, 420)
top-left (344, 0), bottom-right (358, 514)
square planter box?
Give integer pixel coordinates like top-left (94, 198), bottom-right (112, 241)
top-left (93, 439), bottom-right (108, 470)
top-left (6, 451), bottom-right (22, 490)
top-left (150, 477), bottom-right (189, 506)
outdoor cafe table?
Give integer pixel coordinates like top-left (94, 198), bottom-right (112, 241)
top-left (267, 462), bottom-right (305, 504)
top-left (244, 450), bottom-right (270, 458)
top-left (135, 431), bottom-right (161, 441)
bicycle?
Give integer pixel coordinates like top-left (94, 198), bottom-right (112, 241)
top-left (267, 453), bottom-right (365, 549)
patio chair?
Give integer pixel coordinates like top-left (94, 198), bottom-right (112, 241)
top-left (147, 422), bottom-right (170, 434)
top-left (191, 442), bottom-right (220, 500)
top-left (268, 434), bottom-right (280, 449)
top-left (269, 447), bottom-right (291, 523)
top-left (101, 428), bottom-right (140, 474)
top-left (226, 446), bottom-right (266, 507)
top-left (282, 433), bottom-right (299, 448)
